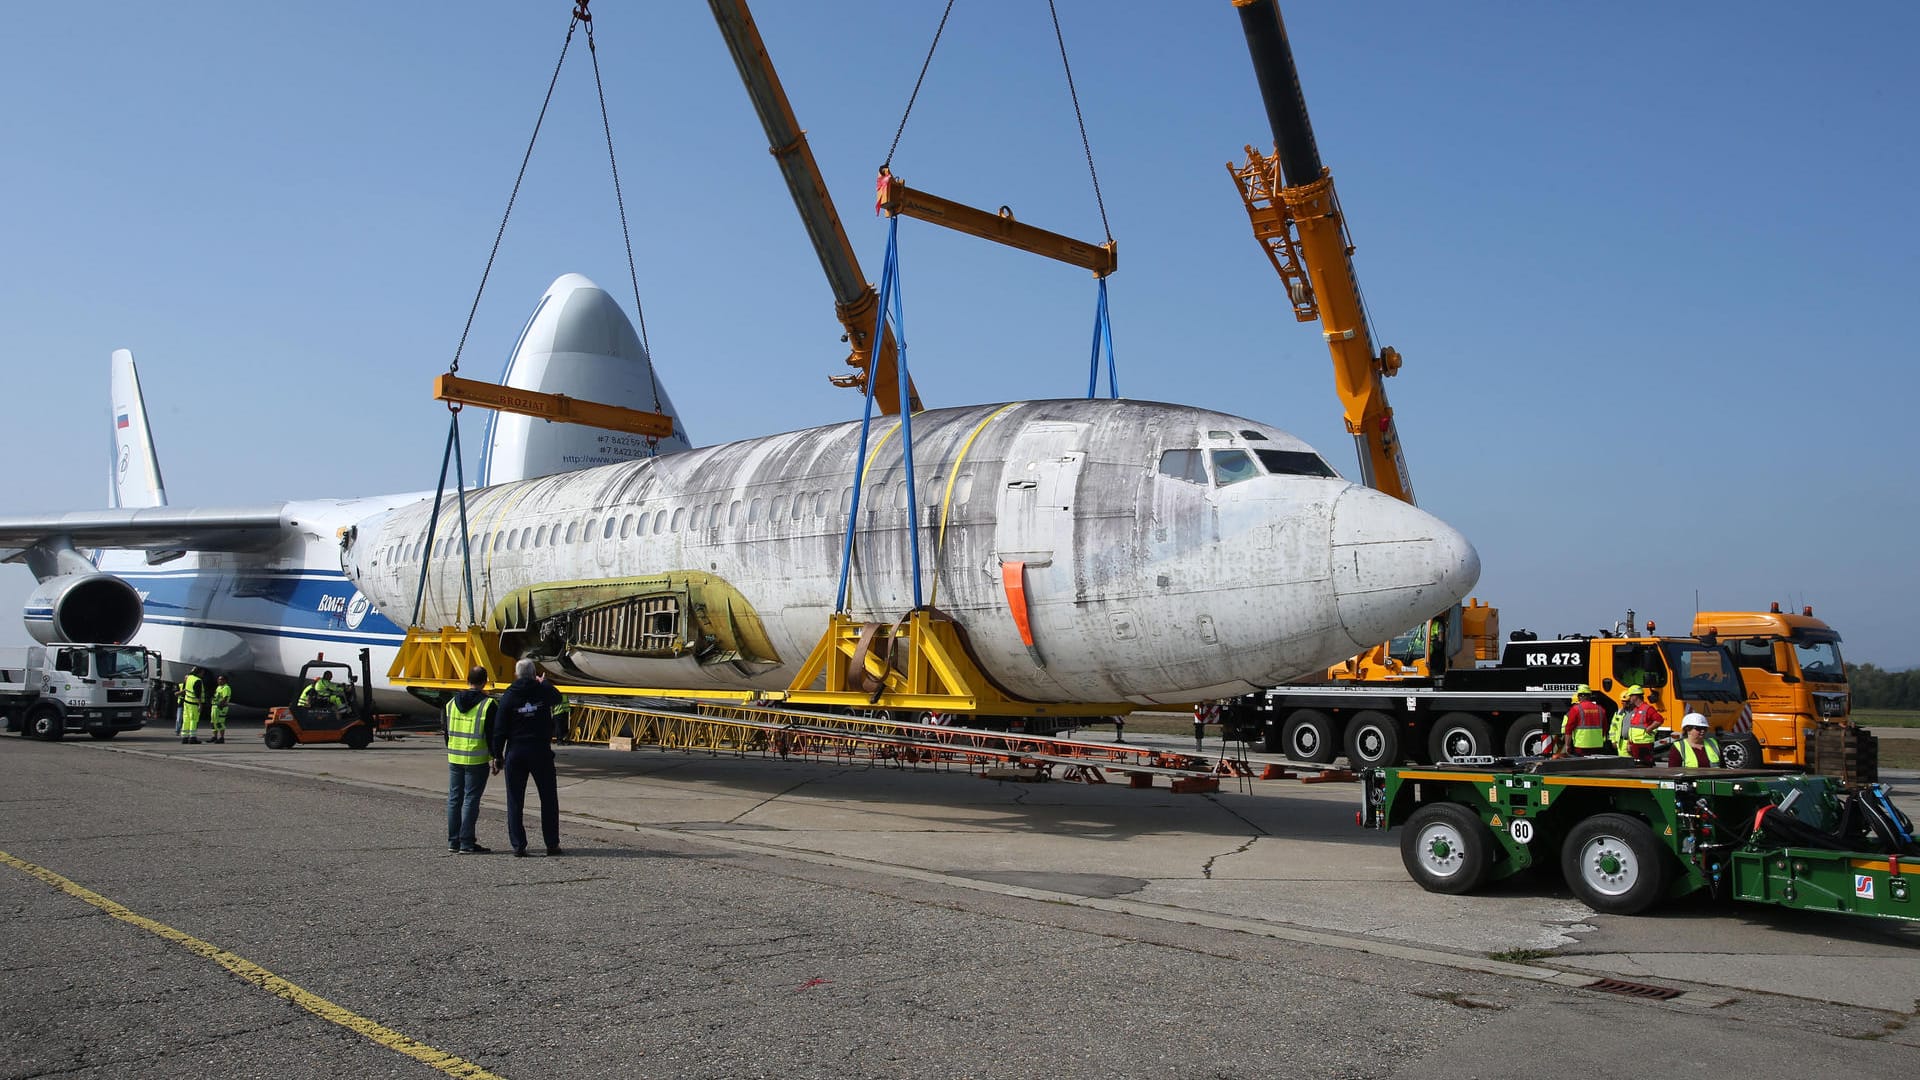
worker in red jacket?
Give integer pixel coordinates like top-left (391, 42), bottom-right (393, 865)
top-left (1561, 685), bottom-right (1611, 756)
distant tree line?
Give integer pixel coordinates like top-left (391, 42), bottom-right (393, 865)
top-left (1848, 664), bottom-right (1920, 709)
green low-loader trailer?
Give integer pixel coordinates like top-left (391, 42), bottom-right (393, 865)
top-left (1361, 758), bottom-right (1919, 922)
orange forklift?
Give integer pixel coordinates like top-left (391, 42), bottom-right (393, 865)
top-left (262, 651), bottom-right (380, 750)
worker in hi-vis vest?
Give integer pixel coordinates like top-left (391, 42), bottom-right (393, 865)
top-left (1621, 685), bottom-right (1665, 765)
top-left (178, 667), bottom-right (208, 745)
top-left (1561, 685), bottom-right (1610, 756)
top-left (208, 674), bottom-right (232, 744)
top-left (1666, 713), bottom-right (1723, 768)
top-left (444, 666), bottom-right (499, 854)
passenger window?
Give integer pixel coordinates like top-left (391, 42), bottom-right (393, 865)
top-left (1210, 450), bottom-right (1258, 487)
top-left (653, 510), bottom-right (666, 534)
top-left (564, 521), bottom-right (578, 544)
top-left (519, 527), bottom-right (532, 549)
top-left (793, 495), bottom-right (806, 521)
top-left (770, 495), bottom-right (788, 522)
top-left (729, 500), bottom-right (741, 526)
top-left (1157, 450), bottom-right (1208, 485)
top-left (535, 525), bottom-right (548, 547)
top-left (603, 518), bottom-right (616, 540)
top-left (954, 473), bottom-right (974, 505)
top-left (671, 507), bottom-right (684, 532)
top-left (619, 515), bottom-right (634, 539)
top-left (749, 498), bottom-right (764, 524)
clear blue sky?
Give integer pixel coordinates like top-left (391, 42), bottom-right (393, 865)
top-left (3, 2), bottom-right (1916, 668)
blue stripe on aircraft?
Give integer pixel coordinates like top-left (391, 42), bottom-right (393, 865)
top-left (118, 569), bottom-right (407, 638)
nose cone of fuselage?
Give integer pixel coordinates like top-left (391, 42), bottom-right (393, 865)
top-left (1329, 485), bottom-right (1480, 653)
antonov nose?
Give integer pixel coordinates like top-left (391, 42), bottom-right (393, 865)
top-left (1328, 486), bottom-right (1481, 653)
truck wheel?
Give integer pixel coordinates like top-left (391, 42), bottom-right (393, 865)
top-left (1400, 803), bottom-right (1493, 894)
top-left (1281, 710), bottom-right (1337, 764)
top-left (88, 730), bottom-right (120, 741)
top-left (1344, 711), bottom-right (1401, 768)
top-left (26, 704), bottom-right (64, 741)
top-left (344, 725), bottom-right (373, 750)
top-left (263, 724), bottom-right (295, 750)
top-left (1561, 813), bottom-right (1669, 915)
top-left (1428, 713), bottom-right (1493, 762)
top-left (1720, 735), bottom-right (1763, 769)
top-left (1504, 717), bottom-right (1554, 758)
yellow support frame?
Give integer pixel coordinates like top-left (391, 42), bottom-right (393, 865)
top-left (388, 613), bottom-right (1132, 718)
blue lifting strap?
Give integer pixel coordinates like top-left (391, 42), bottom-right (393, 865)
top-left (835, 216), bottom-right (924, 614)
top-left (1085, 276), bottom-right (1118, 399)
top-left (412, 407), bottom-right (479, 627)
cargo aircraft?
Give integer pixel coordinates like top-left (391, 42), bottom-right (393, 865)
top-left (1, 278), bottom-right (1479, 710)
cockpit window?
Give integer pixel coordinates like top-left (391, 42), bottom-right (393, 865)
top-left (1211, 449), bottom-right (1258, 487)
top-left (1254, 449), bottom-right (1339, 478)
top-left (1157, 449), bottom-right (1208, 485)
top-left (1207, 430), bottom-right (1234, 440)
top-left (1239, 430), bottom-right (1270, 441)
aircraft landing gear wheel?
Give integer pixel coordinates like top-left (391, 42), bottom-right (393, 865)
top-left (344, 725), bottom-right (373, 750)
top-left (263, 725), bottom-right (295, 750)
top-left (27, 704), bottom-right (64, 741)
top-left (1561, 812), bottom-right (1669, 915)
top-left (1344, 710), bottom-right (1401, 768)
top-left (1428, 712), bottom-right (1493, 762)
top-left (1400, 802), bottom-right (1492, 894)
top-left (1282, 710), bottom-right (1337, 764)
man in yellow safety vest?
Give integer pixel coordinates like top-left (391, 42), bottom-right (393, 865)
top-left (444, 666), bottom-right (499, 854)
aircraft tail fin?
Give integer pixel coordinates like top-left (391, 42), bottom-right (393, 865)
top-left (109, 349), bottom-right (168, 508)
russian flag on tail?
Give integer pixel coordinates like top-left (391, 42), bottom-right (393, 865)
top-left (115, 412), bottom-right (130, 429)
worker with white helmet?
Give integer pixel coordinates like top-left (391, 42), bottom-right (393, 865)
top-left (1665, 712), bottom-right (1723, 768)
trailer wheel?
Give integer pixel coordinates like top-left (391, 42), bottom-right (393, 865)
top-left (1719, 734), bottom-right (1763, 769)
top-left (1282, 710), bottom-right (1337, 764)
top-left (1504, 717), bottom-right (1554, 758)
top-left (1344, 711), bottom-right (1401, 768)
top-left (263, 724), bottom-right (295, 750)
top-left (1400, 803), bottom-right (1493, 894)
top-left (1428, 713), bottom-right (1493, 762)
top-left (26, 704), bottom-right (64, 741)
top-left (1561, 813), bottom-right (1669, 915)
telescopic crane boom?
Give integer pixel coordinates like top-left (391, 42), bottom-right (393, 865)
top-left (1228, 0), bottom-right (1412, 503)
top-left (708, 0), bottom-right (921, 414)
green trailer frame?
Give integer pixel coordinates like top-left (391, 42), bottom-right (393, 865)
top-left (1361, 758), bottom-right (1918, 922)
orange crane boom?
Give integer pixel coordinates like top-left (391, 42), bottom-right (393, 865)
top-left (1228, 0), bottom-right (1412, 504)
top-left (707, 0), bottom-right (921, 413)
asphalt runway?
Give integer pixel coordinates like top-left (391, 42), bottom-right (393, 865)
top-left (2, 727), bottom-right (1917, 1079)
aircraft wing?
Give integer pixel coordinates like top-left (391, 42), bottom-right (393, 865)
top-left (0, 506), bottom-right (293, 558)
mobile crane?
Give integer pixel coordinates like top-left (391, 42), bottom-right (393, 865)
top-left (1226, 0), bottom-right (1498, 680)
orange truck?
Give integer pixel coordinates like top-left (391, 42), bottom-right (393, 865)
top-left (1693, 603), bottom-right (1851, 768)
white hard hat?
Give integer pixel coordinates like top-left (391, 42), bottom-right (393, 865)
top-left (1681, 712), bottom-right (1710, 730)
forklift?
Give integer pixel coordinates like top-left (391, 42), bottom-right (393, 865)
top-left (262, 650), bottom-right (378, 750)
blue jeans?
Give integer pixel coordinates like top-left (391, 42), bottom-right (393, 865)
top-left (504, 745), bottom-right (559, 853)
top-left (446, 762), bottom-right (490, 850)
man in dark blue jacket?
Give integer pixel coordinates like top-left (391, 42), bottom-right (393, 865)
top-left (490, 658), bottom-right (566, 857)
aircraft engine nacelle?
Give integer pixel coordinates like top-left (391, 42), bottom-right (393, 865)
top-left (25, 573), bottom-right (144, 645)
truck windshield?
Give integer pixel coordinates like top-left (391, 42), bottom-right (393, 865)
top-left (94, 648), bottom-right (148, 679)
top-left (1791, 631), bottom-right (1846, 683)
top-left (1659, 642), bottom-right (1746, 701)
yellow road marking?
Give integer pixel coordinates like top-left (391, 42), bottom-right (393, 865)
top-left (0, 849), bottom-right (504, 1080)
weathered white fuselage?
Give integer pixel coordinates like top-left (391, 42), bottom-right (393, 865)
top-left (344, 399), bottom-right (1477, 705)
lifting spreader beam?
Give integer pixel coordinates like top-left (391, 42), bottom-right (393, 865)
top-left (876, 169), bottom-right (1117, 278)
top-left (433, 373), bottom-right (676, 440)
